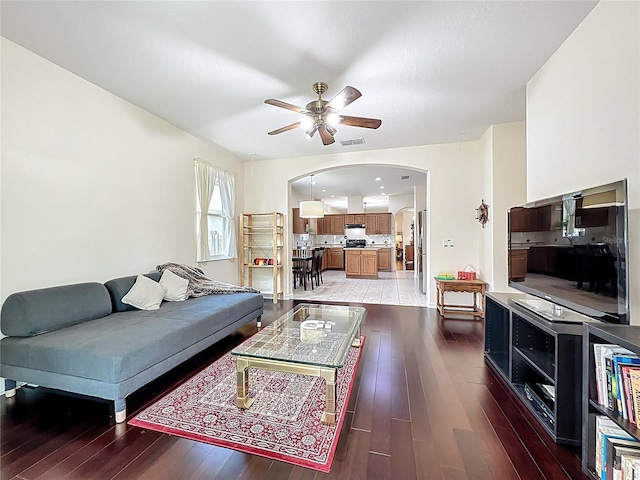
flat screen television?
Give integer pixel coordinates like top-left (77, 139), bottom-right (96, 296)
top-left (508, 179), bottom-right (629, 324)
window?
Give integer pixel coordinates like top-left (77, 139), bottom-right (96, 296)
top-left (195, 159), bottom-right (237, 261)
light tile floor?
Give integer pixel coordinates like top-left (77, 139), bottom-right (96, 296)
top-left (291, 270), bottom-right (429, 307)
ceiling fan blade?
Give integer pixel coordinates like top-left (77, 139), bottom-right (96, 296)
top-left (318, 126), bottom-right (335, 146)
top-left (268, 122), bottom-right (301, 135)
top-left (264, 99), bottom-right (309, 114)
top-left (324, 86), bottom-right (362, 112)
top-left (339, 115), bottom-right (382, 129)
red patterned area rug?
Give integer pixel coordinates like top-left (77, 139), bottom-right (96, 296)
top-left (129, 338), bottom-right (365, 473)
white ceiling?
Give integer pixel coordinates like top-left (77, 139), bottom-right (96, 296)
top-left (1, 0), bottom-right (597, 165)
top-left (292, 165), bottom-right (426, 211)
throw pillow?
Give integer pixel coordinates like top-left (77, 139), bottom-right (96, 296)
top-left (159, 270), bottom-right (189, 302)
top-left (121, 275), bottom-right (167, 310)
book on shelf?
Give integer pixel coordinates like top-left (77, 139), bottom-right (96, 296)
top-left (605, 437), bottom-right (640, 480)
top-left (594, 344), bottom-right (637, 416)
top-left (619, 364), bottom-right (640, 424)
top-left (621, 454), bottom-right (640, 480)
top-left (613, 356), bottom-right (640, 419)
top-left (596, 415), bottom-right (635, 479)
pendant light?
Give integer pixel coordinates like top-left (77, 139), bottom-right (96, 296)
top-left (299, 174), bottom-right (325, 218)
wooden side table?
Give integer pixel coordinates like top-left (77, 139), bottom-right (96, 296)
top-left (434, 278), bottom-right (488, 320)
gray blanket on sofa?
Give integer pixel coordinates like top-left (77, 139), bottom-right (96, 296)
top-left (156, 262), bottom-right (259, 297)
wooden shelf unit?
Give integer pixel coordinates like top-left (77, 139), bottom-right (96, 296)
top-left (582, 324), bottom-right (640, 479)
top-left (239, 212), bottom-right (284, 304)
top-left (484, 292), bottom-right (584, 446)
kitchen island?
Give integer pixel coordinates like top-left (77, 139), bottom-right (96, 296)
top-left (345, 247), bottom-right (379, 279)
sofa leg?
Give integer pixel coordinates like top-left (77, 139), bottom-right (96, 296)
top-left (115, 408), bottom-right (127, 423)
top-left (114, 398), bottom-right (127, 423)
top-left (256, 316), bottom-right (262, 328)
top-left (4, 380), bottom-right (16, 397)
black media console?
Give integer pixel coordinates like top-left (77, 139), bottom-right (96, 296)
top-left (484, 292), bottom-right (591, 446)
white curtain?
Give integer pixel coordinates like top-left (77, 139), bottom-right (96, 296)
top-left (217, 168), bottom-right (237, 258)
top-left (195, 159), bottom-right (237, 261)
top-left (195, 160), bottom-right (216, 261)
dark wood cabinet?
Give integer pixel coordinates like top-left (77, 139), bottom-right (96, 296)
top-left (575, 207), bottom-right (609, 228)
top-left (292, 208), bottom-right (317, 234)
top-left (509, 249), bottom-right (528, 281)
top-left (292, 207), bottom-right (305, 234)
top-left (484, 293), bottom-right (583, 446)
top-left (536, 205), bottom-right (552, 231)
top-left (510, 206), bottom-right (557, 232)
top-left (509, 208), bottom-right (526, 232)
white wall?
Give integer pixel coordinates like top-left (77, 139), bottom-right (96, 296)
top-left (527, 1), bottom-right (640, 322)
top-left (479, 126), bottom-right (494, 285)
top-left (0, 39), bottom-right (245, 302)
top-left (244, 143), bottom-right (483, 304)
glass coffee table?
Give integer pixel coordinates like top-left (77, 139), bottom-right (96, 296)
top-left (231, 303), bottom-right (365, 425)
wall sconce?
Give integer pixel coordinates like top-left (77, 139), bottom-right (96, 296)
top-left (476, 200), bottom-right (489, 228)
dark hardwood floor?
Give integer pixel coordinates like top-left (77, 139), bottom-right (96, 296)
top-left (1, 301), bottom-right (587, 479)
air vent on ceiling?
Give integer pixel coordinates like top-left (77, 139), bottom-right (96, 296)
top-left (340, 138), bottom-right (365, 146)
top-left (400, 175), bottom-right (412, 180)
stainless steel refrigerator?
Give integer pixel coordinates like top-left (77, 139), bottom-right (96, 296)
top-left (417, 209), bottom-right (428, 293)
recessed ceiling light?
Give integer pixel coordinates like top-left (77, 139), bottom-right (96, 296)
top-left (330, 195), bottom-right (335, 198)
top-left (381, 192), bottom-right (387, 196)
top-left (321, 189), bottom-right (326, 192)
top-left (379, 186), bottom-right (385, 189)
top-left (311, 181), bottom-right (317, 185)
top-left (374, 177), bottom-right (382, 181)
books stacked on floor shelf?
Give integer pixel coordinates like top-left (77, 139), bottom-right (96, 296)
top-left (595, 415), bottom-right (640, 480)
top-left (593, 344), bottom-right (640, 423)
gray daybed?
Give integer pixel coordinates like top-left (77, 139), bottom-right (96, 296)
top-left (0, 271), bottom-right (263, 423)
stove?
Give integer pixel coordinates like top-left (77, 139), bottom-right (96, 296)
top-left (345, 239), bottom-right (366, 248)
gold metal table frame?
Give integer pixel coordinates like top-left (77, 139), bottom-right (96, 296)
top-left (233, 304), bottom-right (364, 425)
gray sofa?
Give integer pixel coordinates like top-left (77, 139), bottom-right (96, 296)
top-left (0, 271), bottom-right (263, 423)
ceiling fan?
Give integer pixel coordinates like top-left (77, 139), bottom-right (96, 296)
top-left (264, 82), bottom-right (382, 146)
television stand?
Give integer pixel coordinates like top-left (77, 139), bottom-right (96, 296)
top-left (512, 298), bottom-right (602, 324)
top-left (484, 292), bottom-right (584, 445)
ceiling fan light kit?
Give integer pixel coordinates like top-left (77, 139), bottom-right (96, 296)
top-left (265, 82), bottom-right (382, 146)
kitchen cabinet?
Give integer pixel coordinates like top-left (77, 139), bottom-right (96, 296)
top-left (362, 251), bottom-right (378, 276)
top-left (365, 214), bottom-right (377, 233)
top-left (376, 213), bottom-right (392, 234)
top-left (292, 207), bottom-right (318, 234)
top-left (345, 249), bottom-right (378, 278)
top-left (509, 207), bottom-right (538, 232)
top-left (354, 214), bottom-right (365, 224)
top-left (575, 207), bottom-right (609, 228)
top-left (331, 215), bottom-right (345, 234)
top-left (377, 247), bottom-right (391, 271)
top-left (363, 213), bottom-right (392, 234)
top-left (509, 249), bottom-right (528, 281)
top-left (326, 248), bottom-right (344, 269)
top-left (315, 216), bottom-right (328, 234)
top-left (510, 205), bottom-right (561, 233)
